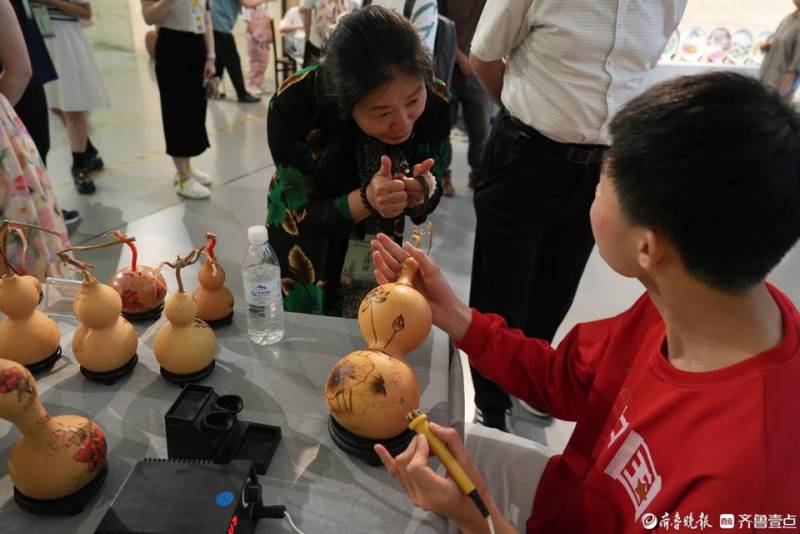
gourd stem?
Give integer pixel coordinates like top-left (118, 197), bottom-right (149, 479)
top-left (205, 232), bottom-right (219, 277)
top-left (0, 220), bottom-right (60, 276)
top-left (57, 231), bottom-right (135, 281)
top-left (205, 232), bottom-right (217, 261)
top-left (106, 230), bottom-right (138, 272)
top-left (161, 246), bottom-right (204, 294)
top-left (397, 257), bottom-right (419, 287)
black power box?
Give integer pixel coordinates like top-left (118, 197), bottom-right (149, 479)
top-left (95, 459), bottom-right (263, 534)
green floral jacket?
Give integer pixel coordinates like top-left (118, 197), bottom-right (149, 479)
top-left (266, 65), bottom-right (450, 317)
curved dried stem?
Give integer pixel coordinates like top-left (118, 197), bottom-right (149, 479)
top-left (409, 221), bottom-right (433, 254)
top-left (104, 230), bottom-right (138, 271)
top-left (160, 246), bottom-right (205, 293)
top-left (56, 231), bottom-right (136, 283)
top-left (0, 220), bottom-right (61, 277)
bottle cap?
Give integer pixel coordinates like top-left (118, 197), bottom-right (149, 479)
top-left (247, 225), bottom-right (268, 244)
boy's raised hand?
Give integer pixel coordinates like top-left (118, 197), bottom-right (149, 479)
top-left (370, 233), bottom-right (472, 341)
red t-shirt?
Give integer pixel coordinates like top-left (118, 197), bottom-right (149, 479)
top-left (457, 284), bottom-right (800, 533)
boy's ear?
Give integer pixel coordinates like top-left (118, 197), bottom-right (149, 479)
top-left (637, 229), bottom-right (664, 271)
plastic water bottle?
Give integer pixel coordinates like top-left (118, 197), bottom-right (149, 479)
top-left (242, 225), bottom-right (285, 345)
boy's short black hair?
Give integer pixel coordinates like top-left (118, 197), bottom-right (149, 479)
top-left (607, 72), bottom-right (800, 294)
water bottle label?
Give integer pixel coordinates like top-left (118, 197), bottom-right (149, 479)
top-left (244, 279), bottom-right (281, 307)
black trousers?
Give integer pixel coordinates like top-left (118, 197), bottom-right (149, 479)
top-left (14, 84), bottom-right (50, 165)
top-left (214, 31), bottom-right (247, 98)
top-left (468, 110), bottom-right (604, 414)
top-left (155, 28), bottom-right (210, 158)
top-left (442, 68), bottom-right (491, 182)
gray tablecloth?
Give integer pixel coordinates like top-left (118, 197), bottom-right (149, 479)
top-left (0, 310), bottom-right (463, 533)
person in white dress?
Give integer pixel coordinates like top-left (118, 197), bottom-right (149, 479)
top-left (34, 0), bottom-right (109, 195)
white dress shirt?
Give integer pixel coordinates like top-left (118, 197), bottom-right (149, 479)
top-left (157, 0), bottom-right (209, 34)
top-left (471, 0), bottom-right (687, 145)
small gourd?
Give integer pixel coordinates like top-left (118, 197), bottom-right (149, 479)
top-left (106, 231), bottom-right (168, 321)
top-left (0, 222), bottom-right (61, 372)
top-left (324, 349), bottom-right (420, 440)
top-left (193, 232), bottom-right (234, 327)
top-left (154, 248), bottom-right (217, 382)
top-left (58, 235), bottom-right (139, 382)
top-left (0, 358), bottom-right (107, 511)
top-left (357, 257), bottom-right (432, 359)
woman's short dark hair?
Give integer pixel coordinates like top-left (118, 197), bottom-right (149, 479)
top-left (320, 5), bottom-right (434, 120)
top-left (607, 72), bottom-right (800, 294)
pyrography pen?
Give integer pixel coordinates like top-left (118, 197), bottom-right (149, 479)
top-left (406, 410), bottom-right (496, 534)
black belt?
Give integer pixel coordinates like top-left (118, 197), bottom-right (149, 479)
top-left (506, 113), bottom-right (607, 165)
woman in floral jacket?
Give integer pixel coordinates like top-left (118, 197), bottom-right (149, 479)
top-left (266, 6), bottom-right (450, 317)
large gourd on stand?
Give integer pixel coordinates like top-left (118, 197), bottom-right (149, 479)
top-left (57, 233), bottom-right (140, 383)
top-left (154, 247), bottom-right (217, 383)
top-left (0, 358), bottom-right (108, 514)
top-left (324, 225), bottom-right (433, 464)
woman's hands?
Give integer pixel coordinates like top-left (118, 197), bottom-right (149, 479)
top-left (366, 156), bottom-right (436, 218)
top-left (370, 233), bottom-right (473, 341)
top-left (402, 158), bottom-right (435, 210)
top-left (366, 156), bottom-right (408, 219)
top-left (374, 423), bottom-right (495, 533)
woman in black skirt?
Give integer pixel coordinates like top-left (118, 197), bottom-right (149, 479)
top-left (142, 0), bottom-right (216, 199)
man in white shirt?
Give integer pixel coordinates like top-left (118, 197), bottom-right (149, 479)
top-left (467, 0), bottom-right (687, 431)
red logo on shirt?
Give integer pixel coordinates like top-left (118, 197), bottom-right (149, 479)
top-left (604, 431), bottom-right (662, 520)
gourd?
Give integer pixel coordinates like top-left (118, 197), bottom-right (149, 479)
top-left (57, 234), bottom-right (139, 383)
top-left (106, 230), bottom-right (167, 321)
top-left (193, 232), bottom-right (234, 327)
top-left (0, 358), bottom-right (107, 512)
top-left (324, 225), bottom-right (433, 451)
top-left (357, 257), bottom-right (431, 359)
top-left (324, 349), bottom-right (419, 440)
top-left (154, 247), bottom-right (217, 383)
top-left (0, 221), bottom-right (62, 373)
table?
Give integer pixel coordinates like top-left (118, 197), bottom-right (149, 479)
top-left (0, 309), bottom-right (463, 533)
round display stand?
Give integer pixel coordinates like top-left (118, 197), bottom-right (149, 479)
top-left (202, 311), bottom-right (234, 329)
top-left (14, 463), bottom-right (108, 516)
top-left (328, 416), bottom-right (415, 466)
top-left (121, 302), bottom-right (164, 323)
top-left (80, 353), bottom-right (138, 385)
top-left (160, 360), bottom-right (216, 385)
top-left (25, 346), bottom-right (62, 375)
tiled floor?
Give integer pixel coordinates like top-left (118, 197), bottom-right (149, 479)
top-left (44, 47), bottom-right (800, 454)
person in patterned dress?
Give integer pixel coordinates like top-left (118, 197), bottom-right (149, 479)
top-left (266, 6), bottom-right (450, 317)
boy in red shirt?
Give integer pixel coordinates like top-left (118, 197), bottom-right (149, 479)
top-left (371, 73), bottom-right (800, 533)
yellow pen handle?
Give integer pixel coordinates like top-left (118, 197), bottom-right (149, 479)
top-left (408, 413), bottom-right (476, 495)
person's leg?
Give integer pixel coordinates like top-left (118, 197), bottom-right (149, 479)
top-left (469, 112), bottom-right (589, 428)
top-left (62, 110), bottom-right (88, 153)
top-left (62, 110), bottom-right (100, 194)
top-left (459, 74), bottom-right (491, 188)
top-left (521, 161), bottom-right (600, 342)
top-left (14, 84), bottom-right (50, 165)
top-left (173, 156), bottom-right (191, 183)
top-left (217, 31), bottom-right (250, 99)
top-left (214, 31), bottom-right (227, 88)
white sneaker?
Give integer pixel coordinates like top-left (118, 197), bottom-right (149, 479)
top-left (518, 399), bottom-right (550, 419)
top-left (175, 177), bottom-right (210, 199)
top-left (189, 167), bottom-right (212, 186)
